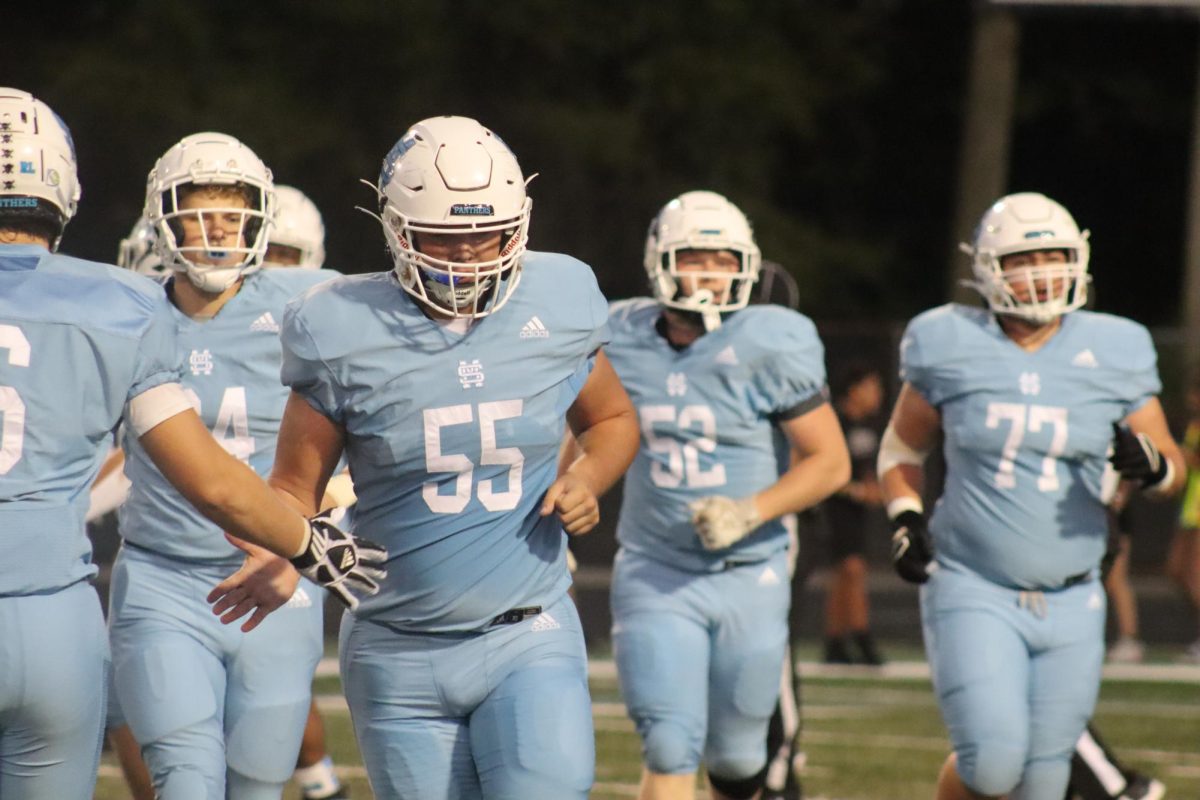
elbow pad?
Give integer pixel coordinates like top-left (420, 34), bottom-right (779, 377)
top-left (876, 422), bottom-right (932, 478)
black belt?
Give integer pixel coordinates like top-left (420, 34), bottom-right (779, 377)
top-left (1060, 570), bottom-right (1092, 590)
top-left (490, 606), bottom-right (542, 626)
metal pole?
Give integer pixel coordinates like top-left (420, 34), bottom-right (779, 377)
top-left (1180, 23), bottom-right (1200, 386)
top-left (948, 2), bottom-right (1021, 303)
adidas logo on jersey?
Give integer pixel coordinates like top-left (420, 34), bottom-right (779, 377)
top-left (715, 345), bottom-right (739, 366)
top-left (530, 612), bottom-right (560, 632)
top-left (757, 566), bottom-right (781, 586)
top-left (519, 316), bottom-right (550, 339)
top-left (249, 312), bottom-right (280, 333)
top-left (285, 586), bottom-right (313, 609)
top-left (1072, 349), bottom-right (1098, 368)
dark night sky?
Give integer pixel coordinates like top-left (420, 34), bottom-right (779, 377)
top-left (3, 2), bottom-right (1197, 329)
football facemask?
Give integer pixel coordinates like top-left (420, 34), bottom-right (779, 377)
top-left (369, 115), bottom-right (531, 318)
top-left (961, 192), bottom-right (1091, 324)
top-left (644, 191), bottom-right (761, 330)
top-left (145, 132), bottom-right (275, 293)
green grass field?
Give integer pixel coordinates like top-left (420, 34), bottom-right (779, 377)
top-left (95, 646), bottom-right (1200, 800)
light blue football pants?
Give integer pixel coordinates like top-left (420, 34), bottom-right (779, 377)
top-left (611, 547), bottom-right (791, 779)
top-left (109, 545), bottom-right (324, 800)
top-left (921, 565), bottom-right (1106, 800)
top-left (0, 580), bottom-right (108, 799)
top-left (338, 593), bottom-right (595, 800)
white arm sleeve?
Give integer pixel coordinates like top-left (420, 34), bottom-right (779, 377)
top-left (127, 382), bottom-right (195, 438)
top-left (876, 421), bottom-right (932, 478)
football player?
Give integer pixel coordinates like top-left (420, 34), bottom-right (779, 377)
top-left (106, 132), bottom-right (358, 799)
top-left (878, 192), bottom-right (1182, 799)
top-left (0, 88), bottom-right (382, 800)
top-left (604, 191), bottom-right (850, 800)
top-left (211, 115), bottom-right (639, 799)
top-left (260, 180), bottom-right (350, 800)
top-left (263, 184), bottom-right (326, 270)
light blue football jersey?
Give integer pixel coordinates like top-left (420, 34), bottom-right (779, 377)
top-left (281, 252), bottom-right (610, 631)
top-left (607, 299), bottom-right (828, 572)
top-left (901, 304), bottom-right (1160, 589)
top-left (119, 268), bottom-right (336, 562)
top-left (0, 244), bottom-right (181, 595)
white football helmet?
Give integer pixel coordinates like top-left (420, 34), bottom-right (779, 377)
top-left (144, 132), bottom-right (275, 293)
top-left (116, 217), bottom-right (166, 276)
top-left (0, 88), bottom-right (81, 250)
top-left (265, 185), bottom-right (325, 269)
top-left (644, 191), bottom-right (761, 330)
top-left (372, 115), bottom-right (531, 318)
top-left (961, 192), bottom-right (1091, 323)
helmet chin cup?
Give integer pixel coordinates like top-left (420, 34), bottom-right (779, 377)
top-left (690, 289), bottom-right (722, 331)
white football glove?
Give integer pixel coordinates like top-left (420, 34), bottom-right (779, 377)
top-left (688, 495), bottom-right (762, 551)
top-left (289, 511), bottom-right (387, 610)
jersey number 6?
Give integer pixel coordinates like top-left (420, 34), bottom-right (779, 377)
top-left (0, 324), bottom-right (30, 475)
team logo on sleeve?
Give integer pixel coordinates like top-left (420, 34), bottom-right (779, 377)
top-left (458, 359), bottom-right (485, 390)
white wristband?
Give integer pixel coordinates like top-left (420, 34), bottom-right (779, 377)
top-left (886, 496), bottom-right (924, 521)
top-left (292, 519), bottom-right (314, 559)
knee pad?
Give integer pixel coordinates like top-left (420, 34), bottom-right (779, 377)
top-left (957, 740), bottom-right (1026, 797)
top-left (707, 763), bottom-right (768, 800)
top-left (225, 699), bottom-right (311, 783)
top-left (113, 639), bottom-right (219, 744)
top-left (227, 768), bottom-right (288, 800)
top-left (151, 764), bottom-right (217, 800)
top-left (641, 720), bottom-right (702, 775)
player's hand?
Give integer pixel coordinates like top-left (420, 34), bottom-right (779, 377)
top-left (1109, 422), bottom-right (1169, 490)
top-left (689, 495), bottom-right (761, 551)
top-left (208, 535), bottom-right (302, 633)
top-left (541, 474), bottom-right (600, 535)
top-left (890, 509), bottom-right (934, 584)
top-left (288, 511), bottom-right (388, 610)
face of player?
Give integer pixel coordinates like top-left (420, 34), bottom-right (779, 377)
top-left (674, 248), bottom-right (740, 304)
top-left (998, 248), bottom-right (1069, 305)
top-left (265, 243), bottom-right (303, 266)
top-left (415, 230), bottom-right (503, 282)
top-left (847, 372), bottom-right (884, 416)
top-left (177, 190), bottom-right (250, 267)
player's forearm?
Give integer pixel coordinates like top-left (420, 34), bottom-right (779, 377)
top-left (879, 464), bottom-right (925, 509)
top-left (140, 412), bottom-right (309, 557)
top-left (566, 410), bottom-right (639, 499)
top-left (755, 445), bottom-right (850, 521)
top-left (177, 461), bottom-right (308, 558)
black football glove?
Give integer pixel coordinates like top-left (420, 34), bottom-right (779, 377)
top-left (890, 509), bottom-right (934, 585)
top-left (289, 511), bottom-right (387, 610)
top-left (1109, 422), bottom-right (1169, 491)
